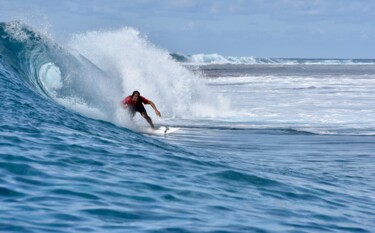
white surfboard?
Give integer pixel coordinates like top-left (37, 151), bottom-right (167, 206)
top-left (142, 126), bottom-right (180, 135)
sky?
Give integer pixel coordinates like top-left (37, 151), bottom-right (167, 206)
top-left (0, 0), bottom-right (375, 58)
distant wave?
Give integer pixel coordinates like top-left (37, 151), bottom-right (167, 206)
top-left (170, 53), bottom-right (375, 65)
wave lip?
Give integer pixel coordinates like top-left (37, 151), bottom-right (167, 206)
top-left (170, 53), bottom-right (375, 65)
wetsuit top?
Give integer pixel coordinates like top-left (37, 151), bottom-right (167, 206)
top-left (122, 95), bottom-right (150, 106)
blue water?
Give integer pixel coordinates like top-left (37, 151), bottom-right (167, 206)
top-left (1, 21), bottom-right (375, 232)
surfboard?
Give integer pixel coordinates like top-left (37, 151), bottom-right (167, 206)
top-left (152, 126), bottom-right (179, 135)
top-left (141, 126), bottom-right (180, 135)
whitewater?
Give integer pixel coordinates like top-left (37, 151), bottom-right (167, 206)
top-left (1, 21), bottom-right (375, 232)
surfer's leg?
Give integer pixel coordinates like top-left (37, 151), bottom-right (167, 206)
top-left (127, 107), bottom-right (136, 118)
top-left (141, 112), bottom-right (155, 129)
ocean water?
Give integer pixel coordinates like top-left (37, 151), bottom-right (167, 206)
top-left (1, 21), bottom-right (375, 233)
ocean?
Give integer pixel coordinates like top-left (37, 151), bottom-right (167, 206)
top-left (1, 21), bottom-right (375, 232)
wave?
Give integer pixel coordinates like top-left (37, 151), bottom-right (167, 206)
top-left (0, 21), bottom-right (117, 118)
top-left (170, 124), bottom-right (375, 136)
top-left (170, 53), bottom-right (375, 65)
top-left (0, 21), bottom-right (231, 129)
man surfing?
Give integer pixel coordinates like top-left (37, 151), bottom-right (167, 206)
top-left (121, 91), bottom-right (161, 129)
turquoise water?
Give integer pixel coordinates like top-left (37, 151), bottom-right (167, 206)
top-left (1, 21), bottom-right (375, 232)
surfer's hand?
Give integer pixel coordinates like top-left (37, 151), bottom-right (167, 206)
top-left (155, 110), bottom-right (161, 117)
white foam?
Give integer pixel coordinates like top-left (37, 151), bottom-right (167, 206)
top-left (205, 73), bottom-right (375, 134)
top-left (65, 28), bottom-right (232, 125)
top-left (4, 20), bottom-right (32, 42)
top-left (39, 62), bottom-right (63, 92)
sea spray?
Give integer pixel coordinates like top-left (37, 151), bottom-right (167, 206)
top-left (67, 28), bottom-right (231, 125)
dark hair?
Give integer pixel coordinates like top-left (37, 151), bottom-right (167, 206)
top-left (132, 91), bottom-right (140, 97)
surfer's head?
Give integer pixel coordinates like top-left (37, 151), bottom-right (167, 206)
top-left (131, 90), bottom-right (140, 102)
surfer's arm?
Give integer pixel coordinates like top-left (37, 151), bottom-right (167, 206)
top-left (121, 101), bottom-right (128, 109)
top-left (148, 101), bottom-right (161, 117)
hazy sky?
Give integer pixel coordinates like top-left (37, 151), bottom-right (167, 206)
top-left (1, 0), bottom-right (375, 58)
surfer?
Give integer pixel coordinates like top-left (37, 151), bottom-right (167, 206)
top-left (121, 91), bottom-right (161, 129)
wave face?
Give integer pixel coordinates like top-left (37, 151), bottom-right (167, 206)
top-left (2, 21), bottom-right (375, 233)
top-left (171, 52), bottom-right (375, 65)
top-left (0, 21), bottom-right (124, 122)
